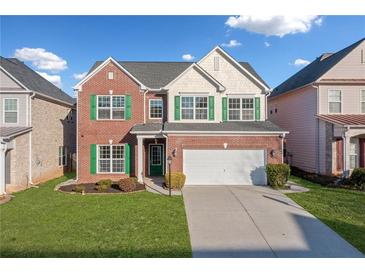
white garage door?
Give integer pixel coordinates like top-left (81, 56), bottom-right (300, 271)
top-left (183, 149), bottom-right (266, 185)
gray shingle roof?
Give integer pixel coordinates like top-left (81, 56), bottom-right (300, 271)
top-left (131, 123), bottom-right (163, 133)
top-left (0, 127), bottom-right (32, 138)
top-left (87, 61), bottom-right (267, 89)
top-left (131, 121), bottom-right (286, 133)
top-left (271, 38), bottom-right (365, 97)
top-left (164, 121), bottom-right (286, 132)
top-left (0, 57), bottom-right (76, 105)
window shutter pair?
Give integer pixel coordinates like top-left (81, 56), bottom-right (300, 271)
top-left (90, 143), bottom-right (130, 175)
top-left (222, 97), bottom-right (261, 121)
top-left (174, 95), bottom-right (215, 120)
top-left (254, 97), bottom-right (260, 121)
top-left (90, 95), bottom-right (132, 120)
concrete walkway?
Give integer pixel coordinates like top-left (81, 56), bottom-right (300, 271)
top-left (144, 177), bottom-right (182, 196)
top-left (183, 186), bottom-right (364, 258)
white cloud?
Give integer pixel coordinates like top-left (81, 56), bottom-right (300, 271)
top-left (264, 41), bottom-right (271, 47)
top-left (221, 39), bottom-right (242, 48)
top-left (36, 71), bottom-right (62, 87)
top-left (225, 15), bottom-right (322, 37)
top-left (182, 54), bottom-right (195, 61)
top-left (293, 58), bottom-right (310, 67)
top-left (14, 47), bottom-right (67, 72)
top-left (73, 72), bottom-right (87, 80)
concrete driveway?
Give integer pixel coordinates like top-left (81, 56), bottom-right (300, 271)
top-left (183, 186), bottom-right (364, 258)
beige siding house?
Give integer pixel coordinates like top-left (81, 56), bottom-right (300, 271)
top-left (0, 57), bottom-right (76, 194)
top-left (268, 38), bottom-right (365, 177)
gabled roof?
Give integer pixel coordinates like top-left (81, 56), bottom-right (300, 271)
top-left (0, 57), bottom-right (75, 105)
top-left (271, 38), bottom-right (365, 98)
top-left (84, 57), bottom-right (266, 90)
top-left (0, 126), bottom-right (32, 138)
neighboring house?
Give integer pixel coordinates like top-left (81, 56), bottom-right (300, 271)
top-left (75, 46), bottom-right (287, 186)
top-left (0, 57), bottom-right (76, 194)
top-left (268, 38), bottom-right (365, 177)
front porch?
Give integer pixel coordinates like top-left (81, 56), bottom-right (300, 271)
top-left (317, 114), bottom-right (365, 177)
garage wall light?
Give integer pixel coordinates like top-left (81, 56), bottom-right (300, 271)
top-left (223, 143), bottom-right (228, 149)
top-left (270, 149), bottom-right (276, 158)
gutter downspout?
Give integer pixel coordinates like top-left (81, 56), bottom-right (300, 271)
top-left (0, 138), bottom-right (7, 195)
top-left (281, 133), bottom-right (286, 163)
top-left (265, 89), bottom-right (272, 120)
top-left (143, 89), bottom-right (149, 124)
top-left (342, 126), bottom-right (350, 178)
top-left (28, 92), bottom-right (35, 186)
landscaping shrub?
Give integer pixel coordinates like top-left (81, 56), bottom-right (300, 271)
top-left (73, 184), bottom-right (85, 193)
top-left (266, 164), bottom-right (290, 189)
top-left (96, 179), bottom-right (112, 188)
top-left (119, 177), bottom-right (137, 192)
top-left (164, 172), bottom-right (186, 190)
top-left (350, 168), bottom-right (365, 190)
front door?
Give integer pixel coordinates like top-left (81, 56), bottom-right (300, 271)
top-left (149, 144), bottom-right (164, 176)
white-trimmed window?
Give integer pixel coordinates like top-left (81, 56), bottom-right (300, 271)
top-left (349, 139), bottom-right (358, 169)
top-left (149, 99), bottom-right (163, 119)
top-left (328, 90), bottom-right (342, 114)
top-left (3, 98), bottom-right (18, 124)
top-left (97, 95), bottom-right (125, 120)
top-left (181, 96), bottom-right (208, 120)
top-left (58, 146), bottom-right (67, 166)
top-left (228, 97), bottom-right (255, 121)
top-left (108, 71), bottom-right (114, 80)
top-left (361, 90), bottom-right (365, 113)
top-left (97, 144), bottom-right (125, 173)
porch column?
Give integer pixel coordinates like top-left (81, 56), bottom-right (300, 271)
top-left (343, 133), bottom-right (351, 178)
top-left (0, 140), bottom-right (7, 195)
top-left (137, 136), bottom-right (144, 183)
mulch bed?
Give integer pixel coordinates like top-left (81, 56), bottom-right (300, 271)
top-left (291, 166), bottom-right (339, 186)
top-left (59, 183), bottom-right (145, 194)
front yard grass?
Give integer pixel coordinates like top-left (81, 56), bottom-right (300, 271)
top-left (0, 173), bottom-right (191, 257)
top-left (288, 175), bottom-right (365, 255)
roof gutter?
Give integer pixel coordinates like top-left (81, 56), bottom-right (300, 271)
top-left (31, 91), bottom-right (75, 108)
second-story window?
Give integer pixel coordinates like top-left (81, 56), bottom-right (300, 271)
top-left (228, 97), bottom-right (254, 121)
top-left (149, 99), bottom-right (163, 119)
top-left (361, 90), bottom-right (365, 113)
top-left (97, 95), bottom-right (125, 120)
top-left (328, 90), bottom-right (341, 114)
top-left (181, 96), bottom-right (208, 120)
top-left (3, 98), bottom-right (18, 124)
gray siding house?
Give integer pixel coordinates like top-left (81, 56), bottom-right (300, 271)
top-left (0, 57), bottom-right (76, 194)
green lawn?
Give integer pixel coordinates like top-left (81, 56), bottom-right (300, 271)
top-left (0, 173), bottom-right (191, 257)
top-left (288, 176), bottom-right (365, 255)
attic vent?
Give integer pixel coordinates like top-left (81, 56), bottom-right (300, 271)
top-left (214, 56), bottom-right (219, 71)
top-left (361, 49), bottom-right (364, 64)
top-left (320, 53), bottom-right (333, 61)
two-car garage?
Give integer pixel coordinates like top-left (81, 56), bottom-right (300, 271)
top-left (183, 149), bottom-right (267, 186)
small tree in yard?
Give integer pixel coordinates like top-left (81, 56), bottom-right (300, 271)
top-left (350, 168), bottom-right (365, 190)
top-left (266, 164), bottom-right (290, 189)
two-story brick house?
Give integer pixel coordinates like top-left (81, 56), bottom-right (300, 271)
top-left (269, 38), bottom-right (365, 177)
top-left (0, 57), bottom-right (76, 194)
top-left (75, 46), bottom-right (287, 186)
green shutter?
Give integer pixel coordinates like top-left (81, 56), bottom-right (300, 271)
top-left (90, 95), bottom-right (96, 120)
top-left (222, 97), bottom-right (227, 121)
top-left (90, 144), bottom-right (97, 174)
top-left (125, 95), bottom-right (132, 120)
top-left (209, 96), bottom-right (215, 120)
top-left (125, 143), bottom-right (130, 175)
top-left (174, 96), bottom-right (180, 120)
top-left (255, 97), bottom-right (261, 121)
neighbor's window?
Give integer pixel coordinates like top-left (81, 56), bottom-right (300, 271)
top-left (181, 96), bottom-right (208, 120)
top-left (98, 144), bottom-right (125, 173)
top-left (97, 95), bottom-right (125, 120)
top-left (108, 71), bottom-right (114, 80)
top-left (228, 97), bottom-right (254, 121)
top-left (3, 98), bottom-right (18, 123)
top-left (328, 90), bottom-right (342, 114)
top-left (58, 146), bottom-right (68, 166)
top-left (361, 90), bottom-right (365, 113)
top-left (149, 99), bottom-right (163, 119)
top-left (349, 140), bottom-right (358, 169)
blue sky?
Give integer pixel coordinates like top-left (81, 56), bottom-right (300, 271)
top-left (1, 16), bottom-right (364, 97)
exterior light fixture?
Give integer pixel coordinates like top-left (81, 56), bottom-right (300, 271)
top-left (270, 149), bottom-right (276, 158)
top-left (223, 143), bottom-right (228, 149)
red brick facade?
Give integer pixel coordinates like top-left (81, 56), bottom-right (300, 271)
top-left (77, 62), bottom-right (144, 183)
top-left (77, 60), bottom-right (283, 184)
top-left (166, 135), bottom-right (282, 172)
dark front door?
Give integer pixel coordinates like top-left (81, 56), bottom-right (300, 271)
top-left (336, 138), bottom-right (343, 171)
top-left (149, 144), bottom-right (164, 176)
top-left (360, 138), bottom-right (365, 168)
